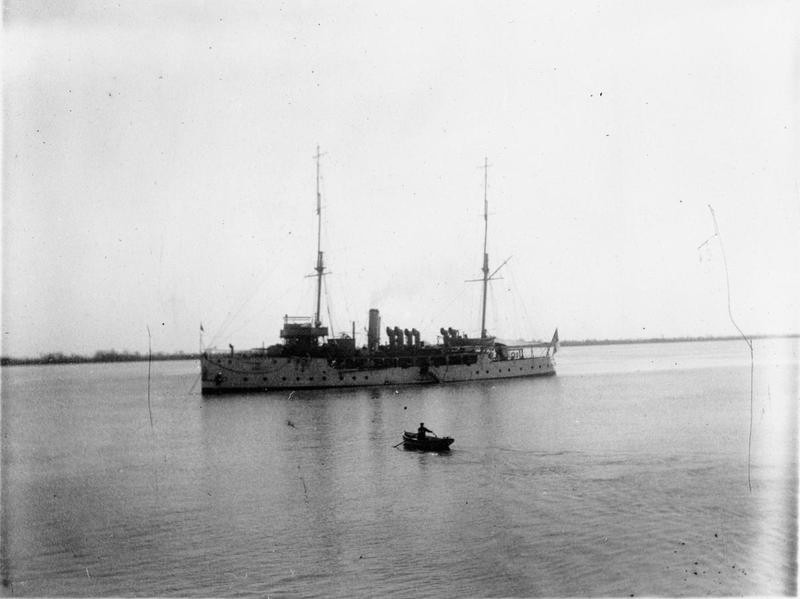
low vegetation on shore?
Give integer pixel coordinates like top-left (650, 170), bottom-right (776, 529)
top-left (2, 334), bottom-right (795, 367)
top-left (1, 350), bottom-right (196, 366)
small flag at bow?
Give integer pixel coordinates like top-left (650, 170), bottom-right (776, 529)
top-left (550, 328), bottom-right (559, 355)
top-left (200, 322), bottom-right (204, 332)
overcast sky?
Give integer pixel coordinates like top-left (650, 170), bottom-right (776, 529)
top-left (3, 0), bottom-right (799, 357)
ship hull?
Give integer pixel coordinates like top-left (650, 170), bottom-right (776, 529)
top-left (200, 352), bottom-right (555, 394)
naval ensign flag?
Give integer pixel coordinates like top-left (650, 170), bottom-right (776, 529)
top-left (550, 328), bottom-right (559, 355)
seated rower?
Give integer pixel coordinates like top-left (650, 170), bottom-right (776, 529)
top-left (417, 422), bottom-right (432, 440)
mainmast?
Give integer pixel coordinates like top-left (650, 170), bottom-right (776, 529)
top-left (313, 145), bottom-right (325, 328)
top-left (480, 157), bottom-right (490, 340)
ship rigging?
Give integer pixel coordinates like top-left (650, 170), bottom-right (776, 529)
top-left (200, 149), bottom-right (558, 393)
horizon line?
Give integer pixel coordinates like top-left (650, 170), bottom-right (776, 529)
top-left (2, 332), bottom-right (798, 364)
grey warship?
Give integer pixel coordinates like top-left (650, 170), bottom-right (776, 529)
top-left (200, 151), bottom-right (557, 394)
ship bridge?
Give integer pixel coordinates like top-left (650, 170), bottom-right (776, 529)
top-left (280, 315), bottom-right (328, 346)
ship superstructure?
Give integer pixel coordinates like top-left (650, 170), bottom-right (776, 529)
top-left (200, 150), bottom-right (557, 394)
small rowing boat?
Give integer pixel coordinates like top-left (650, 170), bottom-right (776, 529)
top-left (402, 431), bottom-right (454, 452)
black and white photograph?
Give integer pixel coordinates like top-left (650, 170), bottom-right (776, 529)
top-left (2, 1), bottom-right (798, 596)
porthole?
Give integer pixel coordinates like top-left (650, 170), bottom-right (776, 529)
top-left (243, 377), bottom-right (249, 382)
top-left (282, 376), bottom-right (287, 381)
top-left (322, 376), bottom-right (327, 381)
top-left (296, 377), bottom-right (300, 381)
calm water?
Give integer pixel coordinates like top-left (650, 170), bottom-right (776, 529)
top-left (1, 339), bottom-right (797, 597)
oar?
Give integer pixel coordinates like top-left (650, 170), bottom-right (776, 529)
top-left (393, 431), bottom-right (421, 448)
top-left (393, 433), bottom-right (411, 448)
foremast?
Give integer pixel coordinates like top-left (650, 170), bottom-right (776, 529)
top-left (279, 146), bottom-right (329, 349)
top-left (314, 145), bottom-right (326, 328)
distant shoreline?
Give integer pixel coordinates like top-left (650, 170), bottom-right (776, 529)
top-left (1, 334), bottom-right (796, 367)
top-left (560, 333), bottom-right (799, 347)
top-left (0, 352), bottom-right (196, 367)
